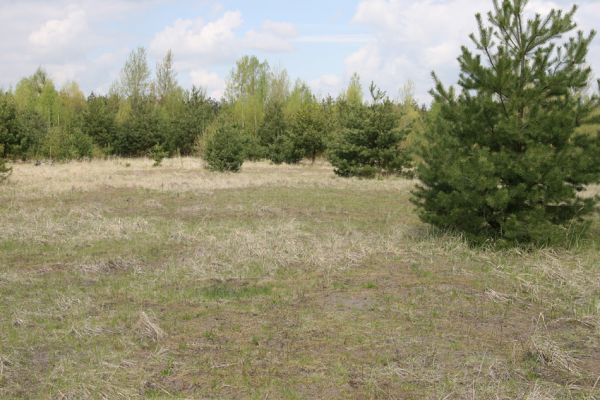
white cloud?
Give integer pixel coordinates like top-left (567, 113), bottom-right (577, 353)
top-left (262, 20), bottom-right (297, 37)
top-left (190, 69), bottom-right (225, 98)
top-left (0, 0), bottom-right (162, 91)
top-left (244, 20), bottom-right (298, 53)
top-left (29, 9), bottom-right (88, 50)
top-left (296, 34), bottom-right (371, 44)
top-left (349, 0), bottom-right (477, 103)
top-left (347, 0), bottom-right (600, 104)
top-left (45, 63), bottom-right (87, 87)
top-left (152, 14), bottom-right (299, 97)
top-left (151, 13), bottom-right (299, 98)
top-left (150, 11), bottom-right (243, 63)
top-left (310, 74), bottom-right (343, 97)
top-left (1, 0), bottom-right (597, 100)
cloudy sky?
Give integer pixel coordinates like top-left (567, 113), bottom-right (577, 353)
top-left (1, 0), bottom-right (599, 103)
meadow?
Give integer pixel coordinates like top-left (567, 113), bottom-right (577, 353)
top-left (1, 158), bottom-right (599, 399)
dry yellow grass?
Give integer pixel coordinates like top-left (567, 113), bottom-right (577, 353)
top-left (1, 158), bottom-right (600, 399)
top-left (5, 157), bottom-right (413, 197)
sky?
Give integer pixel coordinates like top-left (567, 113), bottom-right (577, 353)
top-left (1, 0), bottom-right (599, 104)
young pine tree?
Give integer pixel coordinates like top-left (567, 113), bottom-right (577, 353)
top-left (329, 83), bottom-right (410, 178)
top-left (412, 0), bottom-right (600, 246)
top-left (204, 120), bottom-right (245, 173)
top-left (289, 102), bottom-right (328, 164)
top-left (0, 91), bottom-right (20, 158)
top-left (82, 93), bottom-right (118, 152)
top-left (259, 100), bottom-right (297, 164)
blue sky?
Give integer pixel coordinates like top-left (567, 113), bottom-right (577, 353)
top-left (1, 0), bottom-right (599, 103)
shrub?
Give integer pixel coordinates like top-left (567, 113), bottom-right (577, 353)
top-left (16, 110), bottom-right (47, 160)
top-left (204, 122), bottom-right (245, 172)
top-left (0, 145), bottom-right (11, 183)
top-left (329, 85), bottom-right (410, 178)
top-left (411, 0), bottom-right (600, 246)
top-left (239, 132), bottom-right (266, 161)
top-left (0, 91), bottom-right (20, 158)
top-left (259, 101), bottom-right (290, 164)
top-left (269, 135), bottom-right (302, 165)
top-left (82, 93), bottom-right (117, 151)
top-left (149, 144), bottom-right (167, 167)
top-left (289, 102), bottom-right (328, 164)
top-left (41, 128), bottom-right (93, 161)
top-left (113, 100), bottom-right (163, 157)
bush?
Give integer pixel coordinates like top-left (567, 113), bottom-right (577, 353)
top-left (329, 86), bottom-right (410, 178)
top-left (268, 135), bottom-right (302, 165)
top-left (289, 103), bottom-right (328, 164)
top-left (259, 101), bottom-right (289, 164)
top-left (204, 122), bottom-right (245, 172)
top-left (82, 93), bottom-right (117, 151)
top-left (0, 145), bottom-right (11, 183)
top-left (411, 0), bottom-right (600, 246)
top-left (41, 128), bottom-right (94, 161)
top-left (15, 110), bottom-right (47, 160)
top-left (0, 159), bottom-right (10, 183)
top-left (239, 132), bottom-right (266, 161)
top-left (149, 144), bottom-right (167, 167)
top-left (259, 101), bottom-right (328, 165)
top-left (0, 91), bottom-right (20, 158)
top-left (113, 100), bottom-right (164, 157)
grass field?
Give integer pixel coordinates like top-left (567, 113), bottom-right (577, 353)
top-left (1, 158), bottom-right (600, 399)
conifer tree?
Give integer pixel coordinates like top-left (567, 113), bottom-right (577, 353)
top-left (0, 91), bottom-right (19, 157)
top-left (329, 83), bottom-right (410, 178)
top-left (169, 87), bottom-right (218, 156)
top-left (412, 0), bottom-right (600, 245)
top-left (289, 102), bottom-right (327, 163)
top-left (259, 100), bottom-right (294, 164)
top-left (114, 98), bottom-right (163, 157)
top-left (83, 93), bottom-right (118, 152)
top-left (204, 120), bottom-right (245, 172)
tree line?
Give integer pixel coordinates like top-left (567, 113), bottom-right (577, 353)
top-left (0, 48), bottom-right (424, 176)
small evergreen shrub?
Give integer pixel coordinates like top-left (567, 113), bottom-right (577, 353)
top-left (41, 128), bottom-right (94, 161)
top-left (329, 85), bottom-right (410, 178)
top-left (204, 123), bottom-right (245, 172)
top-left (259, 101), bottom-right (290, 164)
top-left (0, 145), bottom-right (11, 183)
top-left (288, 103), bottom-right (328, 164)
top-left (149, 144), bottom-right (167, 167)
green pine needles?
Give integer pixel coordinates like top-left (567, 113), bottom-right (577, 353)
top-left (204, 121), bottom-right (245, 173)
top-left (412, 0), bottom-right (600, 246)
top-left (329, 83), bottom-right (411, 178)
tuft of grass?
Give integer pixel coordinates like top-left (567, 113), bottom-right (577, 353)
top-left (135, 311), bottom-right (166, 342)
top-left (199, 282), bottom-right (273, 300)
top-left (528, 333), bottom-right (581, 376)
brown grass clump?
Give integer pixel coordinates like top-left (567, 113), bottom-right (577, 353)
top-left (525, 383), bottom-right (556, 400)
top-left (528, 333), bottom-right (581, 376)
top-left (136, 312), bottom-right (166, 342)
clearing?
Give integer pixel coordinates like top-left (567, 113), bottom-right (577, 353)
top-left (1, 158), bottom-right (599, 399)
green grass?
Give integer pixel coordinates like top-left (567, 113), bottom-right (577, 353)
top-left (199, 283), bottom-right (274, 300)
top-left (1, 159), bottom-right (599, 399)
